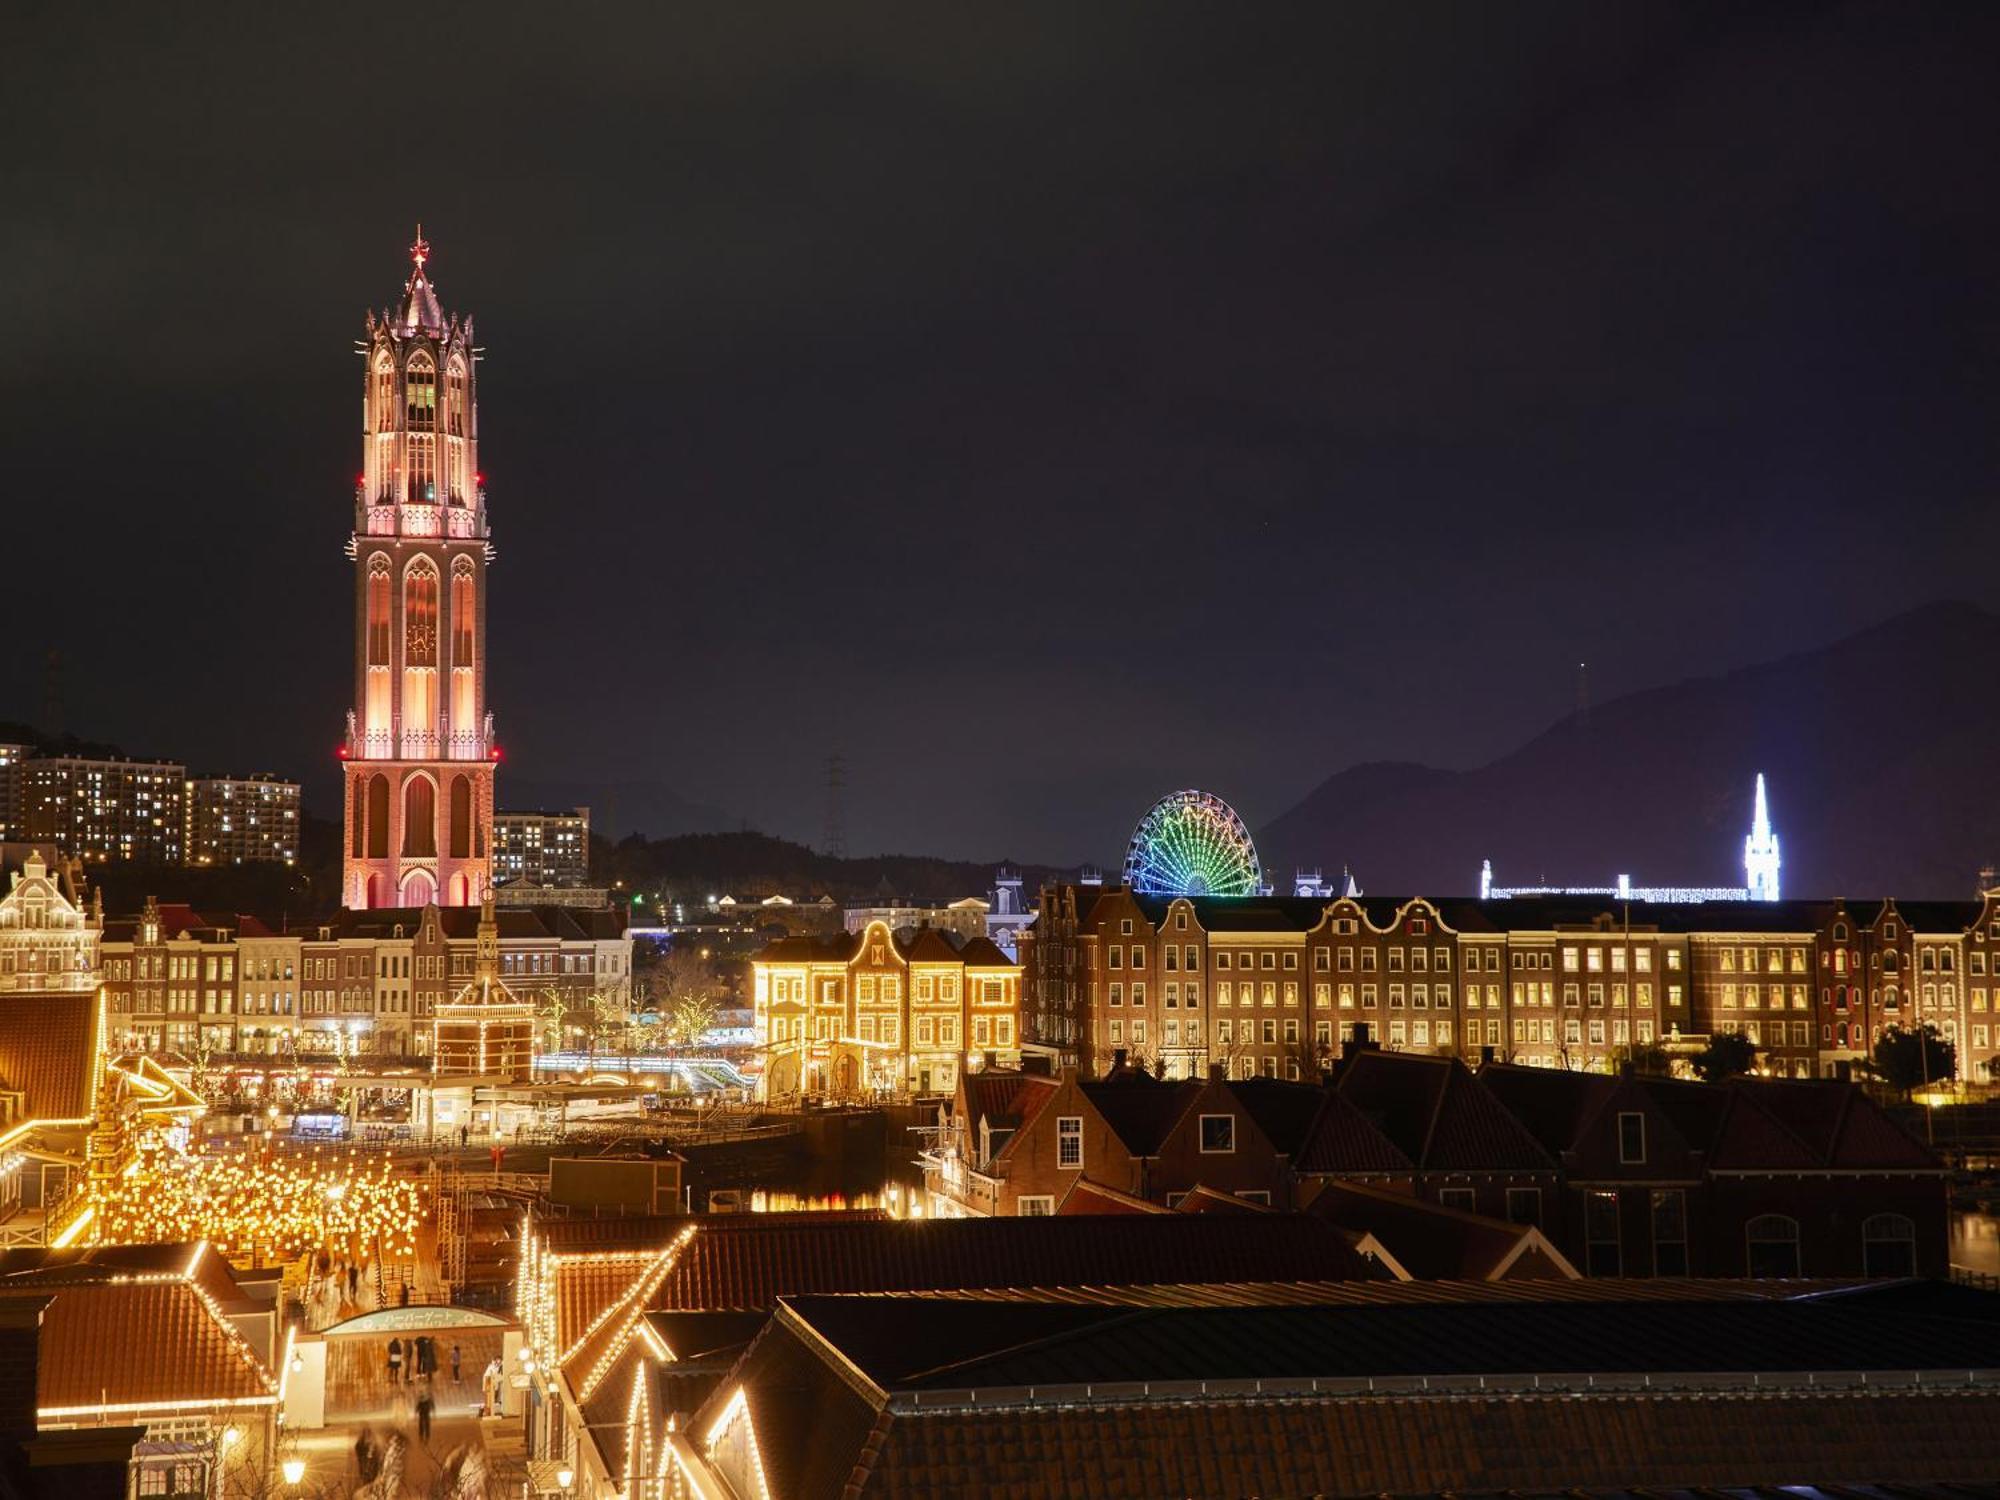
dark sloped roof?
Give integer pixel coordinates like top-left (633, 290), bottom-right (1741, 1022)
top-left (1302, 1179), bottom-right (1572, 1280)
top-left (1336, 1050), bottom-right (1556, 1173)
top-left (1225, 1077), bottom-right (1325, 1154)
top-left (1078, 1077), bottom-right (1197, 1155)
top-left (652, 1214), bottom-right (1376, 1312)
top-left (1291, 1089), bottom-right (1415, 1175)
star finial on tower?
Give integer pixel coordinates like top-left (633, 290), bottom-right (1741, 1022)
top-left (410, 223), bottom-right (430, 272)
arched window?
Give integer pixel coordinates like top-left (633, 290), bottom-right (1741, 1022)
top-left (367, 557), bottom-right (392, 665)
top-left (373, 355), bottom-right (396, 435)
top-left (402, 870), bottom-right (435, 908)
top-left (450, 559), bottom-right (477, 734)
top-left (449, 775), bottom-right (472, 859)
top-left (446, 360), bottom-right (468, 437)
top-left (1861, 1212), bottom-right (1916, 1277)
top-left (366, 775), bottom-right (390, 860)
top-left (403, 775), bottom-right (437, 859)
top-left (405, 355), bottom-right (436, 431)
top-left (404, 558), bottom-right (439, 740)
top-left (1745, 1213), bottom-right (1801, 1277)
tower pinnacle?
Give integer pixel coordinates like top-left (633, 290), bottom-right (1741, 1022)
top-left (411, 223), bottom-right (429, 271)
top-left (1744, 772), bottom-right (1781, 901)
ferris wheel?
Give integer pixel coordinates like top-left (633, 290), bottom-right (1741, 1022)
top-left (1122, 789), bottom-right (1264, 898)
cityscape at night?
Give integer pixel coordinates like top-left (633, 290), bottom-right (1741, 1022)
top-left (6, 5), bottom-right (2000, 1497)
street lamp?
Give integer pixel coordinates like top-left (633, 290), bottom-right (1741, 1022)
top-left (556, 1468), bottom-right (574, 1492)
top-left (281, 1460), bottom-right (306, 1487)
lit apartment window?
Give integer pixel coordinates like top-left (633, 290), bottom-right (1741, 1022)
top-left (1056, 1117), bottom-right (1082, 1169)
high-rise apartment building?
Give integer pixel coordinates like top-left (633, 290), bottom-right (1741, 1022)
top-left (493, 808), bottom-right (590, 887)
top-left (0, 743), bottom-right (32, 840)
top-left (22, 755), bottom-right (185, 865)
top-left (342, 231), bottom-right (497, 909)
top-left (184, 774), bottom-right (301, 866)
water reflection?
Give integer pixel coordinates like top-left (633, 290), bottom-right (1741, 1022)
top-left (744, 1183), bottom-right (923, 1218)
top-left (1952, 1211), bottom-right (1999, 1275)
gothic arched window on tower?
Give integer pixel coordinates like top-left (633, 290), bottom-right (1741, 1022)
top-left (405, 357), bottom-right (436, 430)
top-left (449, 775), bottom-right (472, 859)
top-left (446, 360), bottom-right (467, 437)
top-left (366, 774), bottom-right (390, 860)
top-left (407, 435), bottom-right (437, 505)
top-left (451, 559), bottom-right (477, 735)
top-left (404, 560), bottom-right (439, 745)
top-left (403, 775), bottom-right (438, 859)
top-left (373, 356), bottom-right (396, 434)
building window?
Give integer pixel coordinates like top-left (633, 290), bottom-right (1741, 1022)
top-left (1198, 1114), bottom-right (1235, 1154)
top-left (1585, 1189), bottom-right (1621, 1276)
top-left (1018, 1196), bottom-right (1054, 1217)
top-left (1650, 1188), bottom-right (1688, 1275)
top-left (1617, 1111), bottom-right (1646, 1165)
top-left (1861, 1212), bottom-right (1916, 1277)
top-left (1438, 1187), bottom-right (1476, 1212)
top-left (1745, 1213), bottom-right (1801, 1277)
top-left (1056, 1116), bottom-right (1082, 1169)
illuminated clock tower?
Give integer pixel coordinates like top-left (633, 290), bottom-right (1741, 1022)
top-left (342, 230), bottom-right (496, 909)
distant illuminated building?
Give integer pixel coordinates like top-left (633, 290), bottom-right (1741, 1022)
top-left (23, 755), bottom-right (186, 865)
top-left (494, 806), bottom-right (590, 887)
top-left (1745, 772), bottom-right (1781, 901)
top-left (1482, 775), bottom-right (1781, 904)
top-left (184, 773), bottom-right (300, 866)
top-left (1124, 790), bottom-right (1267, 898)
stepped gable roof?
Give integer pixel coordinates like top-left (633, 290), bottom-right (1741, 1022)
top-left (1078, 1076), bottom-right (1199, 1156)
top-left (1302, 1179), bottom-right (1579, 1281)
top-left (1226, 1076), bottom-right (1327, 1154)
top-left (1054, 1178), bottom-right (1167, 1215)
top-left (649, 1212), bottom-right (1376, 1313)
top-left (0, 989), bottom-right (99, 1121)
top-left (1334, 1049), bottom-right (1555, 1173)
top-left (1290, 1088), bottom-right (1414, 1175)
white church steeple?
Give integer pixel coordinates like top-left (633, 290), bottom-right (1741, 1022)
top-left (1744, 773), bottom-right (1781, 901)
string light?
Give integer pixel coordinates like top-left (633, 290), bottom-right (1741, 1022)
top-left (89, 1144), bottom-right (426, 1261)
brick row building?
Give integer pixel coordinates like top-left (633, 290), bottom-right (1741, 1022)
top-left (1021, 884), bottom-right (2000, 1084)
top-left (96, 897), bottom-right (630, 1057)
top-left (920, 1046), bottom-right (1949, 1279)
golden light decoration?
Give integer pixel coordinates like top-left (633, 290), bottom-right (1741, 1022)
top-left (90, 1145), bottom-right (428, 1263)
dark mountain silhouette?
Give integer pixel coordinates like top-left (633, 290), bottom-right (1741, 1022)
top-left (1259, 602), bottom-right (2000, 900)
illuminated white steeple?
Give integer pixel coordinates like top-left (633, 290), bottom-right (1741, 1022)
top-left (1744, 773), bottom-right (1780, 902)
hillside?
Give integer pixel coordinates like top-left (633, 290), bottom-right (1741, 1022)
top-left (1258, 602), bottom-right (2000, 899)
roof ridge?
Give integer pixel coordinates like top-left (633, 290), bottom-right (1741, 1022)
top-left (888, 1306), bottom-right (1158, 1387)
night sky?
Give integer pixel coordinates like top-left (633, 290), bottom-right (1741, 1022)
top-left (6, 4), bottom-right (2000, 865)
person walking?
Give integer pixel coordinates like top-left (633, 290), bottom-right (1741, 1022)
top-left (348, 1261), bottom-right (359, 1300)
top-left (450, 1343), bottom-right (462, 1384)
top-left (416, 1383), bottom-right (434, 1442)
top-left (387, 1337), bottom-right (403, 1387)
top-left (355, 1426), bottom-right (379, 1483)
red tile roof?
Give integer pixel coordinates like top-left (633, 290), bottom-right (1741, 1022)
top-left (1053, 1179), bottom-right (1166, 1215)
top-left (0, 1263), bottom-right (276, 1416)
top-left (0, 991), bottom-right (99, 1122)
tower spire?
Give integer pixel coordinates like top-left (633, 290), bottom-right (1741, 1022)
top-left (410, 223), bottom-right (429, 271)
top-left (1744, 772), bottom-right (1781, 901)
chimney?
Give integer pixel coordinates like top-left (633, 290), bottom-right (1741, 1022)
top-left (1480, 1045), bottom-right (1496, 1066)
top-left (1834, 1059), bottom-right (1853, 1085)
top-left (1112, 1047), bottom-right (1128, 1072)
top-left (1346, 1023), bottom-right (1376, 1055)
top-left (1208, 1062), bottom-right (1225, 1084)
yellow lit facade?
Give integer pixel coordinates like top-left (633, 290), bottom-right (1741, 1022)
top-left (751, 920), bottom-right (1020, 1099)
